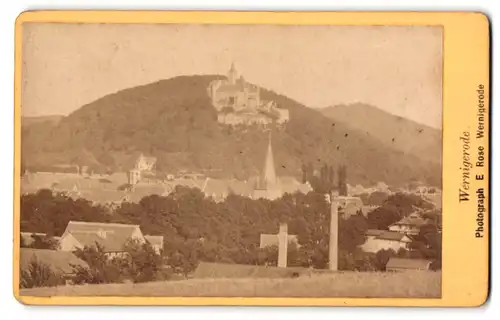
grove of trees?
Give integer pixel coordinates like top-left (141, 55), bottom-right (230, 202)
top-left (301, 162), bottom-right (347, 196)
top-left (20, 187), bottom-right (442, 285)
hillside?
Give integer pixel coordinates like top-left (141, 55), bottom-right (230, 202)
top-left (320, 104), bottom-right (442, 165)
top-left (22, 115), bottom-right (63, 127)
top-left (21, 75), bottom-right (441, 187)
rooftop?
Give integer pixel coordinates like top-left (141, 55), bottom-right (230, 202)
top-left (64, 221), bottom-right (142, 252)
top-left (386, 258), bottom-right (433, 270)
top-left (366, 230), bottom-right (412, 242)
top-left (144, 235), bottom-right (164, 247)
top-left (20, 248), bottom-right (89, 274)
top-left (393, 213), bottom-right (429, 227)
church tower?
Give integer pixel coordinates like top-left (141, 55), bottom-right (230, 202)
top-left (253, 131), bottom-right (282, 200)
top-left (228, 62), bottom-right (238, 84)
top-left (262, 131), bottom-right (278, 187)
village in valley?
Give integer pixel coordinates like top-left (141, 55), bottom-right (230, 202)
top-left (19, 63), bottom-right (443, 298)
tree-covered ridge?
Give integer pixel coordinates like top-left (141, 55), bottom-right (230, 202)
top-left (22, 75), bottom-right (441, 187)
top-left (21, 188), bottom-right (442, 276)
top-left (320, 103), bottom-right (442, 165)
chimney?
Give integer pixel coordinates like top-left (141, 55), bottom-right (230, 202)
top-left (97, 229), bottom-right (107, 239)
top-left (278, 223), bottom-right (288, 268)
top-left (329, 196), bottom-right (339, 271)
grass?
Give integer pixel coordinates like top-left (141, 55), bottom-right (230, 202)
top-left (193, 262), bottom-right (331, 279)
top-left (20, 270), bottom-right (441, 298)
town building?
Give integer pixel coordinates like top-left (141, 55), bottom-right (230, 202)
top-left (385, 257), bottom-right (433, 272)
top-left (127, 153), bottom-right (157, 186)
top-left (360, 229), bottom-right (413, 253)
top-left (389, 212), bottom-right (430, 236)
top-left (144, 235), bottom-right (164, 255)
top-left (335, 196), bottom-right (364, 218)
top-left (58, 221), bottom-right (163, 259)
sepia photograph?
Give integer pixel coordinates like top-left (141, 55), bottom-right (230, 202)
top-left (17, 22), bottom-right (443, 299)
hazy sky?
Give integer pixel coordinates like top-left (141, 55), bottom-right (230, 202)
top-left (21, 23), bottom-right (443, 128)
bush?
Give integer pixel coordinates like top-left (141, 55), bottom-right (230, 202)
top-left (71, 240), bottom-right (165, 284)
top-left (71, 243), bottom-right (124, 284)
top-left (20, 256), bottom-right (64, 289)
top-left (122, 239), bottom-right (164, 283)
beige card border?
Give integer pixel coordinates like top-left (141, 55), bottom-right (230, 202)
top-left (12, 10), bottom-right (490, 307)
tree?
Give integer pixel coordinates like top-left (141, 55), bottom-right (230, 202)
top-left (256, 245), bottom-right (279, 266)
top-left (20, 160), bottom-right (27, 177)
top-left (71, 243), bottom-right (123, 284)
top-left (339, 214), bottom-right (368, 252)
top-left (385, 192), bottom-right (435, 215)
top-left (366, 204), bottom-right (401, 230)
top-left (301, 162), bottom-right (307, 183)
top-left (21, 189), bottom-right (108, 237)
top-left (328, 165), bottom-right (335, 187)
top-left (20, 256), bottom-right (64, 289)
top-left (20, 236), bottom-right (27, 248)
top-left (367, 191), bottom-right (389, 206)
top-left (409, 222), bottom-right (442, 270)
top-left (122, 239), bottom-right (163, 283)
top-left (374, 249), bottom-right (397, 270)
top-left (29, 235), bottom-right (60, 250)
top-left (337, 165), bottom-right (348, 196)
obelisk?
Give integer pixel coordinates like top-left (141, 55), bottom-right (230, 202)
top-left (329, 196), bottom-right (339, 271)
top-left (278, 223), bottom-right (288, 268)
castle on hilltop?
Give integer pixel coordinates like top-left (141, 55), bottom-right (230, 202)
top-left (207, 63), bottom-right (290, 126)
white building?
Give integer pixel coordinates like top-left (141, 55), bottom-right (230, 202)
top-left (389, 212), bottom-right (429, 236)
top-left (360, 229), bottom-right (413, 253)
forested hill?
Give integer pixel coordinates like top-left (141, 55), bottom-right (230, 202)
top-left (22, 115), bottom-right (63, 128)
top-left (320, 103), bottom-right (442, 165)
top-left (21, 75), bottom-right (441, 187)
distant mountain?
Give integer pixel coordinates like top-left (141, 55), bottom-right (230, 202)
top-left (22, 115), bottom-right (63, 127)
top-left (320, 103), bottom-right (442, 165)
top-left (21, 75), bottom-right (441, 187)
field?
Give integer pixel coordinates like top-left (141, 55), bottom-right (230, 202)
top-left (20, 270), bottom-right (441, 298)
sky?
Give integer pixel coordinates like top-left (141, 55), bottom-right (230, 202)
top-left (21, 23), bottom-right (443, 128)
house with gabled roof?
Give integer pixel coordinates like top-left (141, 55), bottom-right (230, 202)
top-left (360, 229), bottom-right (413, 253)
top-left (389, 212), bottom-right (430, 235)
top-left (59, 221), bottom-right (146, 259)
top-left (144, 235), bottom-right (164, 255)
top-left (386, 257), bottom-right (433, 272)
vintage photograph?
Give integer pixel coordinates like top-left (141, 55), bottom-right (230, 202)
top-left (18, 23), bottom-right (443, 298)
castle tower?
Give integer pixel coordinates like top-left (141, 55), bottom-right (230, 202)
top-left (228, 62), bottom-right (238, 84)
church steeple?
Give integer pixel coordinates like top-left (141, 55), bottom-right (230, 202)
top-left (261, 131), bottom-right (277, 188)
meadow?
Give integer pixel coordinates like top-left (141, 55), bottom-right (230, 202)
top-left (20, 270), bottom-right (441, 298)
